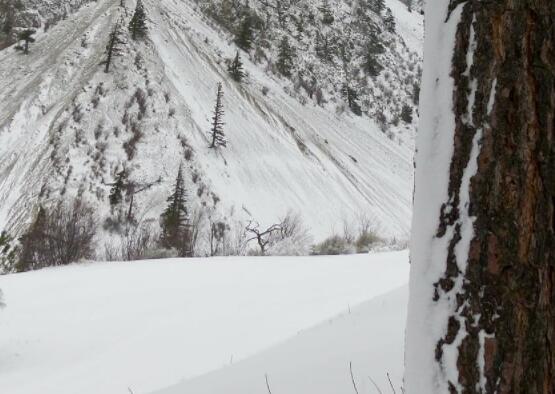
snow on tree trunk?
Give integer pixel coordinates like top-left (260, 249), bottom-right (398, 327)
top-left (406, 1), bottom-right (554, 393)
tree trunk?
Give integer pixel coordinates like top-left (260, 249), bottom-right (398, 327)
top-left (406, 1), bottom-right (555, 393)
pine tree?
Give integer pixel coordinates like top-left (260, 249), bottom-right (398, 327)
top-left (315, 32), bottom-right (334, 62)
top-left (103, 21), bottom-right (125, 73)
top-left (15, 29), bottom-right (36, 54)
top-left (363, 33), bottom-right (385, 77)
top-left (109, 169), bottom-right (127, 208)
top-left (341, 84), bottom-right (362, 116)
top-left (319, 0), bottom-right (334, 25)
top-left (295, 13), bottom-right (305, 39)
top-left (400, 104), bottom-right (413, 123)
top-left (234, 15), bottom-right (254, 51)
top-left (160, 165), bottom-right (192, 256)
top-left (129, 0), bottom-right (148, 40)
top-left (384, 8), bottom-right (396, 33)
top-left (209, 83), bottom-right (226, 148)
top-left (369, 0), bottom-right (385, 15)
top-left (228, 51), bottom-right (245, 82)
top-left (276, 37), bottom-right (295, 77)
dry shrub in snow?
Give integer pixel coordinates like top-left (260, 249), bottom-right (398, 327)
top-left (18, 198), bottom-right (97, 271)
top-left (104, 221), bottom-right (159, 261)
top-left (312, 234), bottom-right (356, 256)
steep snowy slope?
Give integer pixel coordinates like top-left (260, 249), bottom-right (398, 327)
top-left (0, 0), bottom-right (422, 256)
top-left (0, 251), bottom-right (409, 394)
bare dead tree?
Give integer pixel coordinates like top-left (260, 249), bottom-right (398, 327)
top-left (245, 220), bottom-right (282, 255)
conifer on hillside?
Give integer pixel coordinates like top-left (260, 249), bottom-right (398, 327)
top-left (109, 169), bottom-right (128, 208)
top-left (384, 8), bottom-right (396, 33)
top-left (228, 51), bottom-right (245, 82)
top-left (234, 15), bottom-right (253, 50)
top-left (319, 0), bottom-right (334, 25)
top-left (103, 20), bottom-right (125, 73)
top-left (15, 29), bottom-right (36, 54)
top-left (209, 82), bottom-right (226, 148)
top-left (276, 36), bottom-right (295, 77)
top-left (342, 84), bottom-right (362, 116)
top-left (129, 0), bottom-right (148, 40)
top-left (160, 165), bottom-right (192, 256)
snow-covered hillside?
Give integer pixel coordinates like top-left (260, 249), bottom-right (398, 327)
top-left (0, 250), bottom-right (409, 394)
top-left (0, 0), bottom-right (422, 258)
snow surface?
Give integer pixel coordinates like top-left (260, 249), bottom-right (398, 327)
top-left (0, 250), bottom-right (409, 394)
top-left (154, 286), bottom-right (408, 394)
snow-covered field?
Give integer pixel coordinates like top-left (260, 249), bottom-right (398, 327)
top-left (0, 251), bottom-right (409, 394)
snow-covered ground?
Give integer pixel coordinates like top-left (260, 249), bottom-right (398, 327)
top-left (155, 286), bottom-right (408, 394)
top-left (0, 251), bottom-right (408, 394)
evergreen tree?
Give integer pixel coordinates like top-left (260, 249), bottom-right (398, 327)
top-left (109, 169), bottom-right (127, 208)
top-left (400, 104), bottom-right (413, 123)
top-left (319, 0), bottom-right (334, 25)
top-left (160, 165), bottom-right (192, 256)
top-left (341, 84), bottom-right (362, 116)
top-left (103, 21), bottom-right (125, 73)
top-left (129, 0), bottom-right (148, 40)
top-left (384, 8), bottom-right (396, 33)
top-left (276, 36), bottom-right (295, 77)
top-left (363, 52), bottom-right (383, 77)
top-left (363, 33), bottom-right (385, 77)
top-left (315, 32), bottom-right (335, 62)
top-left (369, 0), bottom-right (385, 15)
top-left (295, 13), bottom-right (305, 39)
top-left (234, 15), bottom-right (254, 51)
top-left (228, 51), bottom-right (245, 82)
top-left (412, 81), bottom-right (420, 105)
top-left (209, 82), bottom-right (226, 148)
top-left (15, 29), bottom-right (36, 54)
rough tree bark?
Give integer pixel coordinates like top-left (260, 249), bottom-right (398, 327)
top-left (407, 1), bottom-right (554, 393)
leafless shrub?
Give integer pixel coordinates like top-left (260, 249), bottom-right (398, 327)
top-left (123, 121), bottom-right (143, 160)
top-left (105, 221), bottom-right (158, 261)
top-left (134, 88), bottom-right (148, 119)
top-left (18, 198), bottom-right (97, 271)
